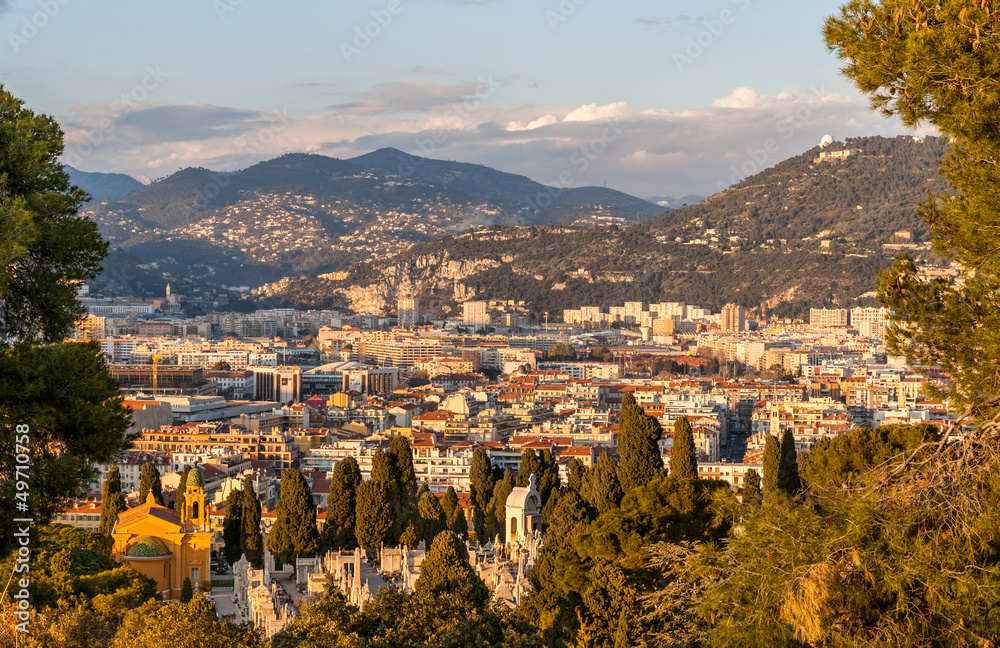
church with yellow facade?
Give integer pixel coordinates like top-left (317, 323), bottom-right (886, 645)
top-left (112, 469), bottom-right (214, 599)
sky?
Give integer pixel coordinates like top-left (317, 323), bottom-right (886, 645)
top-left (0, 0), bottom-right (929, 200)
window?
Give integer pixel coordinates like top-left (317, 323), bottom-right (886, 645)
top-left (191, 567), bottom-right (199, 581)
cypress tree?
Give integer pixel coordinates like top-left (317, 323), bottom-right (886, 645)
top-left (175, 465), bottom-right (191, 513)
top-left (181, 576), bottom-right (193, 603)
top-left (516, 449), bottom-right (541, 487)
top-left (370, 449), bottom-right (402, 542)
top-left (777, 429), bottom-right (802, 496)
top-left (762, 434), bottom-right (781, 497)
top-left (447, 505), bottom-right (468, 539)
top-left (743, 468), bottom-right (763, 508)
top-left (418, 490), bottom-right (447, 548)
top-left (583, 453), bottom-right (623, 515)
top-left (240, 476), bottom-right (264, 569)
top-left (616, 393), bottom-right (663, 492)
top-left (414, 531), bottom-right (489, 607)
top-left (487, 469), bottom-right (515, 541)
top-left (537, 449), bottom-right (560, 506)
top-left (469, 447), bottom-right (495, 513)
top-left (355, 479), bottom-right (393, 550)
top-left (99, 466), bottom-right (126, 538)
top-left (268, 468), bottom-right (319, 563)
top-left (325, 456), bottom-right (362, 550)
top-left (388, 436), bottom-right (419, 529)
top-left (669, 417), bottom-right (698, 480)
top-left (470, 506), bottom-right (486, 541)
top-left (138, 462), bottom-right (164, 505)
top-left (400, 521), bottom-right (420, 550)
top-left (567, 457), bottom-right (587, 494)
top-left (441, 486), bottom-right (459, 521)
top-left (222, 488), bottom-right (244, 566)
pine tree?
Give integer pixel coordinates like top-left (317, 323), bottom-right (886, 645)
top-left (240, 476), bottom-right (264, 569)
top-left (583, 453), bottom-right (623, 515)
top-left (616, 393), bottom-right (663, 492)
top-left (325, 456), bottom-right (361, 550)
top-left (469, 447), bottom-right (495, 513)
top-left (669, 417), bottom-right (698, 480)
top-left (777, 429), bottom-right (801, 496)
top-left (370, 449), bottom-right (402, 542)
top-left (180, 576), bottom-right (193, 603)
top-left (138, 462), bottom-right (164, 505)
top-left (99, 466), bottom-right (126, 538)
top-left (762, 434), bottom-right (780, 497)
top-left (222, 488), bottom-right (244, 566)
top-left (414, 531), bottom-right (489, 607)
top-left (175, 465), bottom-right (191, 513)
top-left (355, 479), bottom-right (393, 550)
top-left (516, 449), bottom-right (541, 487)
top-left (418, 491), bottom-right (447, 548)
top-left (743, 469), bottom-right (763, 508)
top-left (268, 468), bottom-right (319, 563)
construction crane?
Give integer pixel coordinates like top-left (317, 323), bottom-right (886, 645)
top-left (152, 354), bottom-right (162, 396)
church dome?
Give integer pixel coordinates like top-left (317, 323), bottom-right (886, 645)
top-left (186, 469), bottom-right (205, 488)
top-left (125, 535), bottom-right (171, 558)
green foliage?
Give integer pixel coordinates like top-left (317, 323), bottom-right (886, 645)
top-left (111, 597), bottom-right (263, 648)
top-left (516, 449), bottom-right (541, 487)
top-left (669, 417), bottom-right (698, 480)
top-left (414, 532), bottom-right (489, 607)
top-left (469, 447), bottom-right (495, 513)
top-left (400, 522), bottom-right (420, 550)
top-left (824, 2), bottom-right (1000, 410)
top-left (566, 457), bottom-right (587, 495)
top-left (442, 486), bottom-right (459, 520)
top-left (222, 488), bottom-right (244, 566)
top-left (99, 467), bottom-right (126, 538)
top-left (268, 468), bottom-right (319, 563)
top-left (576, 477), bottom-right (732, 569)
top-left (175, 466), bottom-right (191, 513)
top-left (240, 476), bottom-right (264, 569)
top-left (418, 491), bottom-right (447, 548)
top-left (370, 449), bottom-right (402, 543)
top-left (804, 423), bottom-right (937, 492)
top-left (589, 346), bottom-right (614, 363)
top-left (742, 468), bottom-right (763, 508)
top-left (777, 429), bottom-right (801, 496)
top-left (447, 505), bottom-right (468, 539)
top-left (486, 470), bottom-right (514, 541)
top-left (0, 342), bottom-right (132, 556)
top-left (356, 479), bottom-right (393, 550)
top-left (617, 394), bottom-right (664, 491)
top-left (180, 577), bottom-right (193, 603)
top-left (762, 434), bottom-right (780, 497)
top-left (0, 86), bottom-right (108, 343)
top-left (582, 453), bottom-right (623, 515)
top-left (388, 436), bottom-right (419, 535)
top-left (325, 456), bottom-right (362, 550)
top-left (546, 343), bottom-right (577, 361)
top-left (137, 463), bottom-right (164, 506)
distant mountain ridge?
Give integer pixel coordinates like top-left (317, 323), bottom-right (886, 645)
top-left (266, 135), bottom-right (950, 320)
top-left (83, 151), bottom-right (663, 294)
top-left (65, 166), bottom-right (144, 204)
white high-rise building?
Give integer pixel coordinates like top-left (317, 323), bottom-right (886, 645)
top-left (463, 301), bottom-right (489, 329)
top-left (809, 308), bottom-right (849, 328)
top-left (398, 297), bottom-right (419, 327)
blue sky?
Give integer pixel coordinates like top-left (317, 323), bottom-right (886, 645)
top-left (1, 0), bottom-right (925, 198)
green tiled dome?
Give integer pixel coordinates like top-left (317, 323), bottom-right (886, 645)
top-left (186, 469), bottom-right (205, 488)
top-left (125, 535), bottom-right (171, 558)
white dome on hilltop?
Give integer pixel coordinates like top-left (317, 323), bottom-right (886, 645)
top-left (819, 134), bottom-right (834, 147)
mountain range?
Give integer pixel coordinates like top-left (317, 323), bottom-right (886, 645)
top-left (261, 135), bottom-right (950, 320)
top-left (79, 150), bottom-right (663, 292)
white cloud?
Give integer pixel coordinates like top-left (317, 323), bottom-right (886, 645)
top-left (60, 85), bottom-right (929, 198)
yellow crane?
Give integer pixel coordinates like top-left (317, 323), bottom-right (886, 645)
top-left (152, 354), bottom-right (162, 395)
